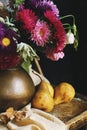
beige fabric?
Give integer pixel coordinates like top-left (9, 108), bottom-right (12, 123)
top-left (0, 125), bottom-right (8, 130)
top-left (29, 66), bottom-right (49, 86)
top-left (0, 104), bottom-right (68, 130)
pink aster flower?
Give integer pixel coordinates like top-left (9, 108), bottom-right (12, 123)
top-left (31, 20), bottom-right (51, 47)
top-left (46, 49), bottom-right (64, 61)
top-left (16, 9), bottom-right (38, 33)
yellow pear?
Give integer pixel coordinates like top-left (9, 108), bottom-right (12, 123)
top-left (31, 80), bottom-right (54, 112)
top-left (41, 80), bottom-right (54, 97)
top-left (54, 82), bottom-right (75, 105)
top-left (31, 70), bottom-right (54, 97)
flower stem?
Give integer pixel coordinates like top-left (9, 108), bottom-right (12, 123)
top-left (34, 58), bottom-right (44, 76)
top-left (60, 15), bottom-right (75, 25)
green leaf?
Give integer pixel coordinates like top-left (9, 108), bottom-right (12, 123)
top-left (17, 42), bottom-right (39, 62)
top-left (74, 39), bottom-right (79, 49)
top-left (21, 60), bottom-right (31, 73)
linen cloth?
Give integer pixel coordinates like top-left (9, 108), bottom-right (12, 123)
top-left (0, 104), bottom-right (68, 130)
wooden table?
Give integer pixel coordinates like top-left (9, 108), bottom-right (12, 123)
top-left (0, 92), bottom-right (87, 130)
top-left (50, 93), bottom-right (87, 130)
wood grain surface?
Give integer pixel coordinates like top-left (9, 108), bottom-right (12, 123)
top-left (50, 93), bottom-right (87, 130)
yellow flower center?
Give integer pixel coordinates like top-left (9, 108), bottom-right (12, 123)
top-left (39, 29), bottom-right (43, 36)
top-left (2, 37), bottom-right (11, 47)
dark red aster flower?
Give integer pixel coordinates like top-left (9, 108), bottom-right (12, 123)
top-left (0, 54), bottom-right (21, 70)
top-left (16, 9), bottom-right (38, 33)
top-left (43, 11), bottom-right (66, 61)
top-left (44, 10), bottom-right (66, 51)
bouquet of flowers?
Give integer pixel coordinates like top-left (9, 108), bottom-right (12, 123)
top-left (0, 0), bottom-right (78, 71)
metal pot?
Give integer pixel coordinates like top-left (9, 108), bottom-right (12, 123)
top-left (0, 67), bottom-right (35, 112)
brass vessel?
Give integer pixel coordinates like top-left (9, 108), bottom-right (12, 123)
top-left (0, 67), bottom-right (35, 112)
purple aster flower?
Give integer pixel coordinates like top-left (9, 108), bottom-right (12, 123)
top-left (18, 3), bottom-right (25, 11)
top-left (39, 0), bottom-right (59, 16)
top-left (0, 22), bottom-right (21, 70)
top-left (0, 22), bottom-right (18, 54)
top-left (24, 0), bottom-right (59, 17)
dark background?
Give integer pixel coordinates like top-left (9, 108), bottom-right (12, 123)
top-left (1, 0), bottom-right (87, 95)
top-left (38, 0), bottom-right (87, 95)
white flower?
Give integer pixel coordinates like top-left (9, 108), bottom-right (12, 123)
top-left (66, 32), bottom-right (75, 44)
top-left (0, 1), bottom-right (4, 9)
top-left (0, 17), bottom-right (5, 23)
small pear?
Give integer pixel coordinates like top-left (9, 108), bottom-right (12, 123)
top-left (40, 80), bottom-right (54, 97)
top-left (54, 82), bottom-right (75, 105)
top-left (31, 70), bottom-right (54, 97)
top-left (31, 80), bottom-right (54, 112)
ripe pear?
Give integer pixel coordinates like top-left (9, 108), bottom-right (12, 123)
top-left (41, 80), bottom-right (54, 97)
top-left (31, 80), bottom-right (54, 112)
top-left (31, 70), bottom-right (54, 97)
top-left (54, 82), bottom-right (75, 105)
